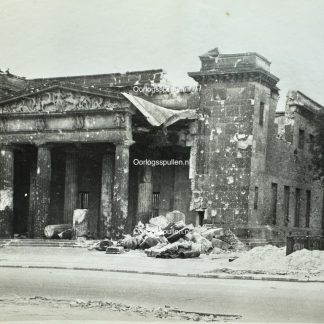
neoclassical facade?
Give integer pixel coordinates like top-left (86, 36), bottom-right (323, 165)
top-left (0, 48), bottom-right (323, 241)
top-left (0, 77), bottom-right (196, 239)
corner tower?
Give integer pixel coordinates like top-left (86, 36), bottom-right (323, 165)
top-left (188, 48), bottom-right (279, 230)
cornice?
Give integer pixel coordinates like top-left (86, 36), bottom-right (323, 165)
top-left (188, 68), bottom-right (279, 89)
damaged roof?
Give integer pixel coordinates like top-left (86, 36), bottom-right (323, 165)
top-left (122, 92), bottom-right (197, 127)
top-left (0, 82), bottom-right (197, 128)
top-left (287, 90), bottom-right (324, 115)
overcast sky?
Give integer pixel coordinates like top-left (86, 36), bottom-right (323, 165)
top-left (0, 0), bottom-right (323, 110)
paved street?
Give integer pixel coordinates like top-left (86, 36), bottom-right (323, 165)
top-left (1, 267), bottom-right (323, 322)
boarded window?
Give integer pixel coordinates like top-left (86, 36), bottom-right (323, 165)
top-left (254, 186), bottom-right (259, 210)
top-left (259, 102), bottom-right (264, 126)
top-left (79, 191), bottom-right (89, 209)
top-left (306, 190), bottom-right (311, 228)
top-left (270, 183), bottom-right (278, 225)
top-left (283, 186), bottom-right (290, 226)
top-left (298, 129), bottom-right (305, 150)
top-left (295, 188), bottom-right (301, 227)
top-left (152, 192), bottom-right (160, 217)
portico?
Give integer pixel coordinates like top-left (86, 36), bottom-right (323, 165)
top-left (0, 84), bottom-right (197, 239)
top-left (0, 85), bottom-right (134, 238)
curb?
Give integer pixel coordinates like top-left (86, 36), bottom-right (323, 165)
top-left (0, 264), bottom-right (323, 283)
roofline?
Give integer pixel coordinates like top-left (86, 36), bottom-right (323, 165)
top-left (0, 84), bottom-right (125, 105)
top-left (218, 52), bottom-right (271, 65)
top-left (28, 69), bottom-right (164, 82)
top-left (295, 90), bottom-right (324, 110)
top-left (188, 68), bottom-right (279, 84)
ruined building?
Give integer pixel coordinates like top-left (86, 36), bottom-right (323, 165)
top-left (0, 48), bottom-right (323, 242)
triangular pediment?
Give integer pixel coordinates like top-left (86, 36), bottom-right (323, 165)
top-left (0, 84), bottom-right (125, 114)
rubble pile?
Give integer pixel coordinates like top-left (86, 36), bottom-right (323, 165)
top-left (224, 245), bottom-right (322, 275)
top-left (92, 210), bottom-right (246, 258)
top-left (286, 248), bottom-right (321, 272)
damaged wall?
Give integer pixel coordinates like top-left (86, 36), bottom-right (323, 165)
top-left (257, 91), bottom-right (324, 235)
top-left (189, 48), bottom-right (323, 239)
top-left (191, 80), bottom-right (257, 227)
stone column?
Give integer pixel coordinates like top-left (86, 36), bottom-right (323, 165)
top-left (28, 156), bottom-right (37, 237)
top-left (0, 146), bottom-right (14, 237)
top-left (99, 149), bottom-right (114, 238)
top-left (33, 144), bottom-right (52, 238)
top-left (63, 150), bottom-right (79, 224)
top-left (137, 165), bottom-right (153, 223)
top-left (112, 142), bottom-right (131, 238)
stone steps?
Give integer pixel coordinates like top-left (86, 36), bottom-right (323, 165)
top-left (0, 239), bottom-right (92, 248)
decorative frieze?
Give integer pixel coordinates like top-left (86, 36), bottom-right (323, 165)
top-left (0, 117), bottom-right (8, 132)
top-left (35, 117), bottom-right (47, 131)
top-left (0, 90), bottom-right (121, 114)
top-left (73, 115), bottom-right (85, 130)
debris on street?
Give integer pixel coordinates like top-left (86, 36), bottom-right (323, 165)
top-left (218, 245), bottom-right (322, 275)
top-left (44, 224), bottom-right (72, 239)
top-left (73, 209), bottom-right (89, 238)
top-left (90, 210), bottom-right (246, 259)
top-left (1, 296), bottom-right (242, 322)
top-left (106, 246), bottom-right (125, 254)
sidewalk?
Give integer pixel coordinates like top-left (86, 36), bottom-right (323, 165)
top-left (1, 246), bottom-right (324, 282)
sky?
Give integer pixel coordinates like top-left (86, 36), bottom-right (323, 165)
top-left (0, 0), bottom-right (323, 110)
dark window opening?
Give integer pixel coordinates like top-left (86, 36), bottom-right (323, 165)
top-left (306, 190), bottom-right (311, 228)
top-left (309, 134), bottom-right (315, 153)
top-left (283, 186), bottom-right (290, 226)
top-left (295, 188), bottom-right (301, 227)
top-left (259, 102), bottom-right (264, 126)
top-left (198, 211), bottom-right (205, 226)
top-left (298, 129), bottom-right (305, 150)
top-left (152, 192), bottom-right (160, 217)
top-left (254, 186), bottom-right (259, 210)
top-left (270, 183), bottom-right (278, 225)
top-left (79, 191), bottom-right (89, 209)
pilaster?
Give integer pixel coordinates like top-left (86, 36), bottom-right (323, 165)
top-left (99, 148), bottom-right (115, 238)
top-left (33, 144), bottom-right (52, 238)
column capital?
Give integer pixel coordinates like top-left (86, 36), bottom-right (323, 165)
top-left (101, 143), bottom-right (115, 154)
top-left (115, 139), bottom-right (135, 148)
top-left (0, 144), bottom-right (16, 152)
top-left (34, 141), bottom-right (53, 149)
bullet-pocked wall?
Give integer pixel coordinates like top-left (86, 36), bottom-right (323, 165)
top-left (188, 49), bottom-right (280, 229)
top-left (194, 81), bottom-right (255, 226)
top-left (257, 91), bottom-right (324, 236)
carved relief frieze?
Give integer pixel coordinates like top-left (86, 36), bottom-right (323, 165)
top-left (0, 117), bottom-right (8, 132)
top-left (73, 115), bottom-right (85, 130)
top-left (35, 117), bottom-right (47, 132)
top-left (113, 113), bottom-right (125, 127)
top-left (0, 90), bottom-right (121, 114)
